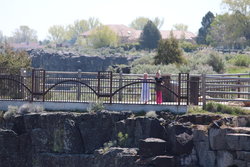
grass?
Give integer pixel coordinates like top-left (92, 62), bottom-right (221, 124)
top-left (188, 103), bottom-right (250, 116)
top-left (226, 66), bottom-right (250, 74)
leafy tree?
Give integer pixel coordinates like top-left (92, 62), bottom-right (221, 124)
top-left (0, 47), bottom-right (31, 73)
top-left (11, 26), bottom-right (37, 43)
top-left (0, 31), bottom-right (4, 44)
top-left (207, 12), bottom-right (250, 48)
top-left (48, 25), bottom-right (67, 44)
top-left (196, 11), bottom-right (215, 45)
top-left (88, 25), bottom-right (119, 48)
top-left (155, 32), bottom-right (184, 65)
top-left (66, 18), bottom-right (102, 45)
top-left (130, 17), bottom-right (164, 30)
top-left (139, 20), bottom-right (162, 50)
top-left (173, 24), bottom-right (188, 31)
top-left (222, 0), bottom-right (250, 16)
top-left (87, 17), bottom-right (102, 29)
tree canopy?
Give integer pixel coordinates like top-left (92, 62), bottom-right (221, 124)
top-left (155, 32), bottom-right (184, 65)
top-left (173, 24), bottom-right (188, 31)
top-left (139, 20), bottom-right (162, 50)
top-left (196, 11), bottom-right (215, 45)
top-left (222, 0), bottom-right (250, 16)
top-left (10, 26), bottom-right (37, 43)
top-left (88, 25), bottom-right (119, 48)
top-left (130, 17), bottom-right (164, 30)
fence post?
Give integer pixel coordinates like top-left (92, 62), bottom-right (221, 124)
top-left (20, 68), bottom-right (27, 100)
top-left (118, 71), bottom-right (123, 101)
top-left (201, 74), bottom-right (206, 109)
top-left (162, 74), bottom-right (172, 102)
top-left (77, 69), bottom-right (82, 101)
top-left (190, 76), bottom-right (200, 105)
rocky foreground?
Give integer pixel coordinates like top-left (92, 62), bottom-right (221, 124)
top-left (0, 111), bottom-right (250, 167)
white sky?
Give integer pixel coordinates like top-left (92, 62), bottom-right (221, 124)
top-left (0, 0), bottom-right (224, 40)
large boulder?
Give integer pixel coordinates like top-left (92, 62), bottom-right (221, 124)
top-left (166, 123), bottom-right (193, 155)
top-left (138, 138), bottom-right (167, 158)
top-left (114, 117), bottom-right (165, 147)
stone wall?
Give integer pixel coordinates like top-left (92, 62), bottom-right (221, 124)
top-left (28, 49), bottom-right (134, 72)
top-left (0, 110), bottom-right (250, 167)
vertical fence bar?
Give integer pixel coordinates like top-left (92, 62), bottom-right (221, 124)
top-left (118, 71), bottom-right (123, 101)
top-left (237, 75), bottom-right (241, 98)
top-left (189, 76), bottom-right (200, 105)
top-left (42, 70), bottom-right (45, 102)
top-left (77, 69), bottom-right (82, 101)
top-left (178, 73), bottom-right (181, 105)
top-left (201, 74), bottom-right (206, 109)
top-left (110, 71), bottom-right (113, 104)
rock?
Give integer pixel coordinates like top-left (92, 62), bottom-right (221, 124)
top-left (150, 155), bottom-right (175, 167)
top-left (236, 151), bottom-right (250, 162)
top-left (217, 151), bottom-right (234, 167)
top-left (233, 116), bottom-right (250, 127)
top-left (177, 114), bottom-right (222, 125)
top-left (79, 111), bottom-right (128, 153)
top-left (28, 49), bottom-right (135, 72)
top-left (226, 133), bottom-right (250, 151)
top-left (138, 138), bottom-right (167, 158)
top-left (166, 123), bottom-right (193, 155)
top-left (114, 117), bottom-right (165, 147)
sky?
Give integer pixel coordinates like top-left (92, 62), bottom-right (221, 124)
top-left (0, 0), bottom-right (224, 40)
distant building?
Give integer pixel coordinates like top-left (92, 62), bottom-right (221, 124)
top-left (82, 24), bottom-right (196, 44)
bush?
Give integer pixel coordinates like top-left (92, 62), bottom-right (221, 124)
top-left (145, 111), bottom-right (158, 118)
top-left (204, 102), bottom-right (249, 115)
top-left (3, 106), bottom-right (18, 120)
top-left (230, 54), bottom-right (250, 67)
top-left (207, 52), bottom-right (225, 73)
top-left (87, 101), bottom-right (105, 112)
top-left (180, 41), bottom-right (199, 52)
top-left (131, 64), bottom-right (180, 74)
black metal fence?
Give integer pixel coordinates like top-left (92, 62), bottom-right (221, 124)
top-left (0, 69), bottom-right (190, 105)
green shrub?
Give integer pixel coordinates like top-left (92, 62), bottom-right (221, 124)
top-left (117, 132), bottom-right (129, 147)
top-left (204, 102), bottom-right (249, 115)
top-left (188, 106), bottom-right (208, 114)
top-left (145, 111), bottom-right (158, 118)
top-left (230, 54), bottom-right (250, 67)
top-left (87, 101), bottom-right (105, 113)
top-left (180, 41), bottom-right (199, 52)
top-left (3, 106), bottom-right (18, 120)
top-left (131, 64), bottom-right (180, 74)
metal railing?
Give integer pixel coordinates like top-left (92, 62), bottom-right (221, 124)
top-left (0, 69), bottom-right (189, 106)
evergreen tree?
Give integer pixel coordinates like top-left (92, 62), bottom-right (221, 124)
top-left (139, 20), bottom-right (162, 50)
top-left (196, 11), bottom-right (215, 45)
top-left (155, 32), bottom-right (184, 65)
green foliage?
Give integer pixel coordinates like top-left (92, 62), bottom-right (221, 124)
top-left (207, 52), bottom-right (225, 73)
top-left (131, 64), bottom-right (180, 74)
top-left (3, 106), bottom-right (18, 120)
top-left (48, 25), bottom-right (67, 44)
top-left (173, 24), bottom-right (188, 31)
top-left (204, 102), bottom-right (249, 115)
top-left (87, 101), bottom-right (105, 113)
top-left (155, 34), bottom-right (184, 65)
top-left (229, 54), bottom-right (250, 67)
top-left (10, 25), bottom-right (38, 43)
top-left (145, 111), bottom-right (158, 118)
top-left (222, 0), bottom-right (250, 16)
top-left (188, 106), bottom-right (209, 114)
top-left (0, 47), bottom-right (31, 73)
top-left (117, 132), bottom-right (128, 147)
top-left (196, 11), bottom-right (215, 45)
top-left (207, 12), bottom-right (250, 49)
top-left (179, 41), bottom-right (199, 52)
top-left (88, 25), bottom-right (119, 48)
top-left (130, 17), bottom-right (164, 30)
top-left (131, 55), bottom-right (154, 66)
top-left (139, 20), bottom-right (162, 50)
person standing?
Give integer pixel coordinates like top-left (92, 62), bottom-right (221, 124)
top-left (141, 73), bottom-right (151, 104)
top-left (155, 71), bottom-right (163, 104)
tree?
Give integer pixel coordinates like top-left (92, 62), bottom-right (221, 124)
top-left (88, 25), bottom-right (119, 48)
top-left (87, 17), bottom-right (102, 29)
top-left (0, 47), bottom-right (31, 73)
top-left (173, 24), bottom-right (188, 31)
top-left (48, 25), bottom-right (67, 44)
top-left (11, 26), bottom-right (37, 43)
top-left (196, 11), bottom-right (215, 45)
top-left (0, 31), bottom-right (4, 44)
top-left (139, 20), bottom-right (162, 50)
top-left (130, 17), bottom-right (164, 30)
top-left (222, 0), bottom-right (250, 16)
top-left (207, 12), bottom-right (250, 48)
top-left (155, 32), bottom-right (184, 65)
